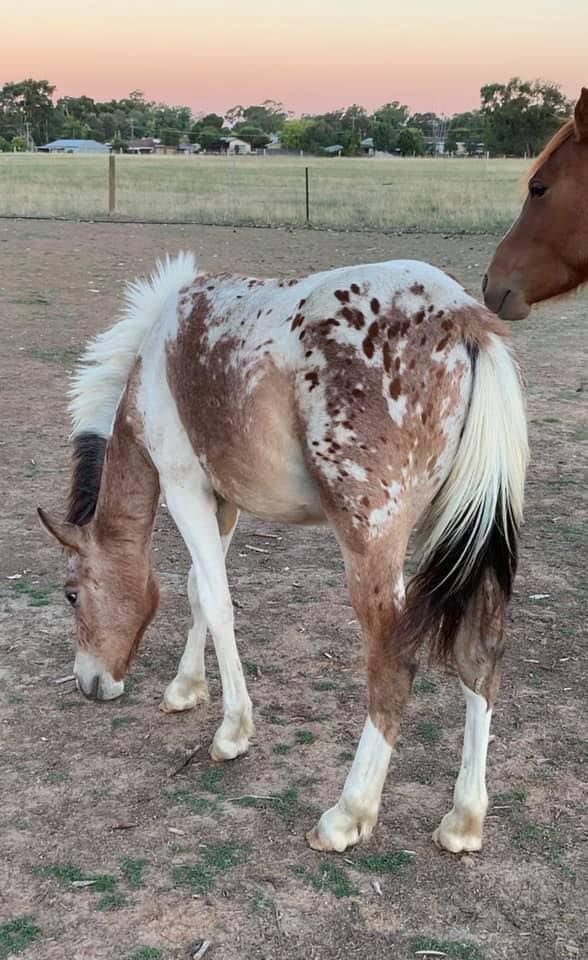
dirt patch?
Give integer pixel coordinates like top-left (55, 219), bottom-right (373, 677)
top-left (0, 220), bottom-right (586, 960)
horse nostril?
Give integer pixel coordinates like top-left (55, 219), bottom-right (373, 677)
top-left (482, 273), bottom-right (488, 293)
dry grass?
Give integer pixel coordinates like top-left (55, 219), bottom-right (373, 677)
top-left (0, 153), bottom-right (528, 231)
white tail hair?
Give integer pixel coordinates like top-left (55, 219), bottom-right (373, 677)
top-left (416, 333), bottom-right (529, 584)
top-left (69, 251), bottom-right (197, 438)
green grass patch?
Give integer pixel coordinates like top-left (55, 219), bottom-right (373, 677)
top-left (313, 680), bottom-right (337, 691)
top-left (272, 742), bottom-right (291, 756)
top-left (10, 579), bottom-right (50, 607)
top-left (37, 863), bottom-right (117, 892)
top-left (353, 851), bottom-right (413, 873)
top-left (29, 346), bottom-right (79, 365)
top-left (251, 891), bottom-right (275, 915)
top-left (120, 858), bottom-right (148, 889)
top-left (416, 720), bottom-right (440, 744)
top-left (46, 771), bottom-right (69, 784)
top-left (165, 787), bottom-right (221, 817)
top-left (295, 862), bottom-right (358, 898)
top-left (172, 841), bottom-right (250, 893)
top-left (413, 677), bottom-right (437, 695)
top-left (234, 785), bottom-right (317, 825)
top-left (96, 892), bottom-right (128, 911)
top-left (492, 787), bottom-right (527, 811)
top-left (0, 916), bottom-right (42, 957)
top-left (295, 730), bottom-right (316, 746)
top-left (24, 462), bottom-right (40, 480)
top-left (337, 749), bottom-right (355, 763)
top-left (198, 766), bottom-right (224, 795)
top-left (111, 716), bottom-right (132, 731)
top-left (409, 936), bottom-right (485, 959)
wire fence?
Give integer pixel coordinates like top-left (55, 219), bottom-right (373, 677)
top-left (0, 153), bottom-right (527, 232)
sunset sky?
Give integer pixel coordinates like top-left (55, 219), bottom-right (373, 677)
top-left (4, 0), bottom-right (586, 116)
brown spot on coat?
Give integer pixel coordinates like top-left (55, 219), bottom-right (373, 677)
top-left (410, 282), bottom-right (425, 295)
top-left (350, 283), bottom-right (360, 294)
top-left (362, 337), bottom-right (375, 359)
top-left (334, 289), bottom-right (350, 303)
top-left (370, 297), bottom-right (380, 314)
top-left (305, 371), bottom-right (319, 391)
top-left (389, 377), bottom-right (402, 400)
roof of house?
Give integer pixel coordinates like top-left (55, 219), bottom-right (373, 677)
top-left (324, 144), bottom-right (344, 153)
top-left (39, 139), bottom-right (109, 152)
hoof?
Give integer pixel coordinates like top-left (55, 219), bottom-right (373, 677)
top-left (306, 802), bottom-right (375, 853)
top-left (160, 678), bottom-right (209, 714)
top-left (432, 808), bottom-right (484, 854)
top-left (209, 711), bottom-right (253, 761)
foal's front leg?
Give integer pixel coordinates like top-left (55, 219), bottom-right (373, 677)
top-left (162, 503), bottom-right (239, 713)
top-left (163, 483), bottom-right (252, 760)
top-left (308, 561), bottom-right (414, 852)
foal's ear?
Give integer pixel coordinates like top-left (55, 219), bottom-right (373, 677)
top-left (37, 508), bottom-right (82, 552)
top-left (574, 87), bottom-right (588, 142)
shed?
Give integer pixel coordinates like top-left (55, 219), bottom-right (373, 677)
top-left (38, 139), bottom-right (109, 154)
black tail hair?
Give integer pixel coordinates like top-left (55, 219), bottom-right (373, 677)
top-left (396, 499), bottom-right (519, 665)
top-left (66, 432), bottom-right (107, 526)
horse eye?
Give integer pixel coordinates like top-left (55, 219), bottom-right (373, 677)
top-left (65, 591), bottom-right (78, 607)
top-left (529, 181), bottom-right (547, 198)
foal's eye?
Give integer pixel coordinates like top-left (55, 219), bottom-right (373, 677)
top-left (529, 180), bottom-right (547, 198)
top-left (65, 591), bottom-right (78, 607)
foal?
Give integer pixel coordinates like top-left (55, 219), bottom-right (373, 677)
top-left (484, 86), bottom-right (588, 319)
top-left (40, 253), bottom-right (528, 854)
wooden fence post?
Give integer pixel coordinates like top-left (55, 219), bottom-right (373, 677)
top-left (305, 166), bottom-right (310, 224)
top-left (108, 154), bottom-right (116, 214)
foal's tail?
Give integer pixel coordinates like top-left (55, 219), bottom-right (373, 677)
top-left (398, 331), bottom-right (529, 662)
top-left (66, 252), bottom-right (197, 524)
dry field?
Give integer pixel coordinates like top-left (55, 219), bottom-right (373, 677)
top-left (0, 153), bottom-right (528, 231)
top-left (0, 220), bottom-right (586, 960)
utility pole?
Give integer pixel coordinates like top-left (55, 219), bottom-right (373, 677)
top-left (24, 121), bottom-right (33, 151)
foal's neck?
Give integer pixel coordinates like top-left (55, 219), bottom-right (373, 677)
top-left (94, 401), bottom-right (160, 548)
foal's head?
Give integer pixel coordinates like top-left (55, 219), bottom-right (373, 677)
top-left (484, 88), bottom-right (588, 320)
top-left (38, 509), bottom-right (159, 700)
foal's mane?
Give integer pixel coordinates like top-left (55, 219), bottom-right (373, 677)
top-left (528, 119), bottom-right (575, 179)
top-left (67, 433), bottom-right (107, 525)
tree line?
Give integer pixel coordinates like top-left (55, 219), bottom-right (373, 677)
top-left (0, 78), bottom-right (572, 157)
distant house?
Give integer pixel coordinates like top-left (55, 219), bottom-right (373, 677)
top-left (206, 137), bottom-right (252, 155)
top-left (39, 139), bottom-right (109, 154)
top-left (127, 138), bottom-right (157, 155)
top-left (178, 141), bottom-right (200, 155)
top-left (360, 137), bottom-right (374, 156)
top-left (324, 144), bottom-right (344, 157)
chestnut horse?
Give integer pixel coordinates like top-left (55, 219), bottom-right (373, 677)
top-left (484, 87), bottom-right (588, 319)
top-left (39, 254), bottom-right (528, 854)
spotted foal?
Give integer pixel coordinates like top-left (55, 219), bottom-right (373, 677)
top-left (40, 253), bottom-right (528, 854)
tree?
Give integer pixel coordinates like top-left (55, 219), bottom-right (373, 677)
top-left (0, 79), bottom-right (56, 145)
top-left (199, 113), bottom-right (224, 130)
top-left (444, 134), bottom-right (458, 155)
top-left (397, 127), bottom-right (425, 156)
top-left (373, 101), bottom-right (410, 126)
top-left (280, 118), bottom-right (314, 151)
top-left (238, 101), bottom-right (287, 134)
top-left (481, 78), bottom-right (571, 156)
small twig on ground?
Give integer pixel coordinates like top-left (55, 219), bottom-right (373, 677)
top-left (191, 941), bottom-right (211, 959)
top-left (53, 674), bottom-right (76, 684)
top-left (111, 822), bottom-right (138, 831)
top-left (371, 879), bottom-right (383, 896)
top-left (167, 744), bottom-right (201, 778)
top-left (273, 902), bottom-right (284, 941)
top-left (414, 952), bottom-right (447, 958)
top-left (244, 544), bottom-right (270, 554)
top-left (72, 879), bottom-right (98, 888)
top-left (251, 531), bottom-right (282, 540)
top-left (226, 794), bottom-right (275, 802)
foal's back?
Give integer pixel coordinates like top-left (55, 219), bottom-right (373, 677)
top-left (141, 259), bottom-right (504, 532)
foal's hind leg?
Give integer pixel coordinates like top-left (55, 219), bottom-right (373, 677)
top-left (161, 502), bottom-right (239, 713)
top-left (433, 596), bottom-right (504, 853)
top-left (308, 544), bottom-right (415, 853)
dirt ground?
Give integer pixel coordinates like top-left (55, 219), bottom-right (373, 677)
top-left (0, 220), bottom-right (586, 960)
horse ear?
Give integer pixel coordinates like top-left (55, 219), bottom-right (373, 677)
top-left (37, 508), bottom-right (82, 552)
top-left (574, 87), bottom-right (588, 142)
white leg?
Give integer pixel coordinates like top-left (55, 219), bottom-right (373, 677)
top-left (307, 717), bottom-right (392, 852)
top-left (162, 514), bottom-right (238, 713)
top-left (433, 681), bottom-right (492, 853)
top-left (161, 566), bottom-right (209, 713)
top-left (164, 484), bottom-right (252, 760)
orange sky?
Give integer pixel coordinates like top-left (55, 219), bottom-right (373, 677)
top-left (3, 0), bottom-right (586, 115)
